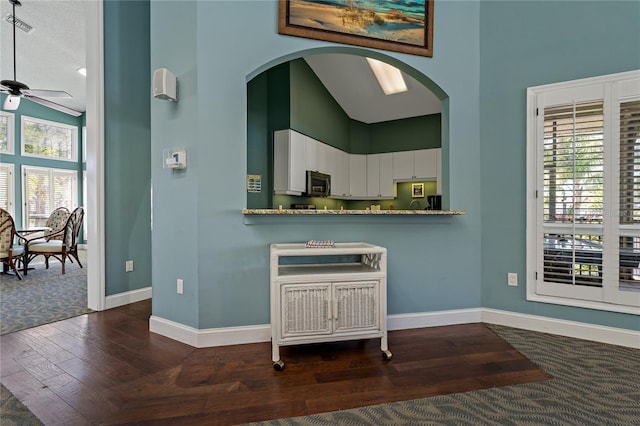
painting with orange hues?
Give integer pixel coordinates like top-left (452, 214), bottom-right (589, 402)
top-left (278, 0), bottom-right (433, 57)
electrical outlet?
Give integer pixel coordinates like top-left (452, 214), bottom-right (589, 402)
top-left (125, 260), bottom-right (134, 272)
top-left (177, 279), bottom-right (184, 294)
top-left (508, 272), bottom-right (518, 287)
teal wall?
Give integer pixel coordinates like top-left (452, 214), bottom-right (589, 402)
top-left (479, 0), bottom-right (640, 329)
top-left (151, 0), bottom-right (481, 329)
top-left (146, 0), bottom-right (637, 333)
top-left (0, 94), bottom-right (83, 228)
top-left (150, 0), bottom-right (200, 327)
top-left (103, 0), bottom-right (151, 296)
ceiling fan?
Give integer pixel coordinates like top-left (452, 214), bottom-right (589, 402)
top-left (1, 0), bottom-right (81, 116)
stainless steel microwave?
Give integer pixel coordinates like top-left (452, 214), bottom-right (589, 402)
top-left (305, 171), bottom-right (331, 197)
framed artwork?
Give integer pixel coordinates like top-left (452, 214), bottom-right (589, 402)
top-left (412, 183), bottom-right (424, 198)
top-left (278, 0), bottom-right (434, 57)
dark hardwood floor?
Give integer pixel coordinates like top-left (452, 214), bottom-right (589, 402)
top-left (0, 300), bottom-right (549, 425)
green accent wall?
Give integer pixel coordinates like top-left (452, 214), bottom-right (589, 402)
top-left (103, 0), bottom-right (151, 296)
top-left (290, 59), bottom-right (351, 150)
top-left (349, 120), bottom-right (370, 154)
top-left (246, 73), bottom-right (270, 210)
top-left (369, 114), bottom-right (441, 153)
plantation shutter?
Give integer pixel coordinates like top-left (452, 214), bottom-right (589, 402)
top-left (0, 165), bottom-right (12, 212)
top-left (24, 168), bottom-right (51, 227)
top-left (52, 170), bottom-right (74, 210)
top-left (23, 167), bottom-right (77, 228)
top-left (618, 100), bottom-right (640, 291)
top-left (542, 101), bottom-right (604, 287)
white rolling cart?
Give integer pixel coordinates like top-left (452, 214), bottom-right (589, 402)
top-left (270, 242), bottom-right (391, 371)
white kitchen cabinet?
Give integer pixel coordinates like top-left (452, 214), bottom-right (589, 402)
top-left (304, 135), bottom-right (317, 172)
top-left (392, 148), bottom-right (439, 181)
top-left (315, 141), bottom-right (332, 175)
top-left (349, 154), bottom-right (367, 198)
top-left (331, 149), bottom-right (350, 197)
top-left (270, 242), bottom-right (390, 370)
top-left (392, 150), bottom-right (414, 180)
top-left (366, 153), bottom-right (394, 198)
top-left (414, 149), bottom-right (439, 180)
top-left (273, 130), bottom-right (306, 195)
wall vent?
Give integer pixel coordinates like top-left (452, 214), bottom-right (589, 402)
top-left (4, 13), bottom-right (34, 34)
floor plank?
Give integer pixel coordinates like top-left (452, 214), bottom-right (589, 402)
top-left (0, 300), bottom-right (550, 425)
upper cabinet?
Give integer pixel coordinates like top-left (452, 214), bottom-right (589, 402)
top-left (366, 153), bottom-right (394, 199)
top-left (274, 129), bottom-right (441, 200)
top-left (349, 155), bottom-right (367, 198)
top-left (393, 149), bottom-right (439, 180)
top-left (392, 148), bottom-right (441, 194)
top-left (273, 129), bottom-right (306, 195)
top-left (331, 149), bottom-right (350, 197)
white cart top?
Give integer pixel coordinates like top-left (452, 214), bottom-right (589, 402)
top-left (271, 242), bottom-right (386, 256)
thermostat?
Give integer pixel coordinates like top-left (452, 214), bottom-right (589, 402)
top-left (163, 148), bottom-right (186, 169)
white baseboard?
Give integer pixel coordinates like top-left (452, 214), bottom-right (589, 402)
top-left (387, 308), bottom-right (482, 330)
top-left (105, 286), bottom-right (152, 310)
top-left (149, 307), bottom-right (638, 349)
top-left (149, 316), bottom-right (271, 348)
top-left (482, 308), bottom-right (640, 349)
top-left (148, 308), bottom-right (482, 349)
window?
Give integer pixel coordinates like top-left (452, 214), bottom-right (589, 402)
top-left (0, 164), bottom-right (15, 216)
top-left (21, 116), bottom-right (78, 161)
top-left (22, 166), bottom-right (77, 228)
top-left (527, 70), bottom-right (640, 313)
top-left (0, 111), bottom-right (15, 154)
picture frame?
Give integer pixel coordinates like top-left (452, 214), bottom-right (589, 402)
top-left (412, 183), bottom-right (424, 198)
top-left (278, 0), bottom-right (434, 57)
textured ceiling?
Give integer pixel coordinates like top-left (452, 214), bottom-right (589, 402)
top-left (1, 0), bottom-right (86, 113)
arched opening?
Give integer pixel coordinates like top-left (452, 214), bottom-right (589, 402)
top-left (246, 48), bottom-right (449, 211)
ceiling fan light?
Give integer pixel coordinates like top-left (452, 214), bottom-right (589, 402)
top-left (77, 67), bottom-right (87, 77)
top-left (3, 95), bottom-right (20, 110)
top-left (366, 58), bottom-right (408, 95)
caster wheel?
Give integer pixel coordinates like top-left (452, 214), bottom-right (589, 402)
top-left (382, 350), bottom-right (392, 361)
top-left (273, 360), bottom-right (285, 371)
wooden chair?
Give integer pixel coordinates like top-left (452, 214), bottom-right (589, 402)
top-left (0, 209), bottom-right (26, 280)
top-left (26, 207), bottom-right (84, 274)
top-left (22, 207), bottom-right (70, 244)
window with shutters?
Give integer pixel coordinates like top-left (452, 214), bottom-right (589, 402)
top-left (0, 111), bottom-right (15, 154)
top-left (527, 70), bottom-right (640, 313)
top-left (22, 166), bottom-right (77, 228)
top-left (0, 164), bottom-right (15, 216)
top-left (21, 115), bottom-right (77, 161)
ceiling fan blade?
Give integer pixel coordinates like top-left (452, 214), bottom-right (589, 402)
top-left (24, 95), bottom-right (82, 117)
top-left (22, 88), bottom-right (72, 99)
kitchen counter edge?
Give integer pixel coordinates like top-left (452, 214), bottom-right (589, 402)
top-left (242, 209), bottom-right (466, 215)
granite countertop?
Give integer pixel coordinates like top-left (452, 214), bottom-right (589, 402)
top-left (242, 209), bottom-right (466, 215)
